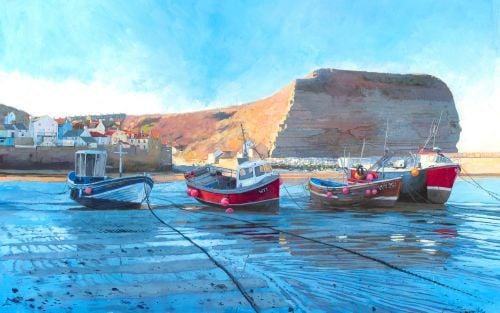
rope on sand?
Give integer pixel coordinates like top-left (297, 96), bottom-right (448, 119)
top-left (144, 186), bottom-right (260, 313)
top-left (150, 195), bottom-right (480, 301)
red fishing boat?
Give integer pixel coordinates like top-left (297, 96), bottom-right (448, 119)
top-left (308, 176), bottom-right (402, 207)
top-left (350, 148), bottom-right (460, 204)
top-left (184, 125), bottom-right (280, 210)
top-left (185, 160), bottom-right (280, 210)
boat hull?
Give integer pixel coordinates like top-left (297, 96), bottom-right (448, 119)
top-left (187, 175), bottom-right (280, 210)
top-left (68, 172), bottom-right (154, 209)
top-left (353, 164), bottom-right (460, 204)
top-left (426, 165), bottom-right (461, 204)
top-left (308, 177), bottom-right (402, 208)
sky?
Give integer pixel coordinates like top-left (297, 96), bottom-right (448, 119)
top-left (0, 0), bottom-right (498, 151)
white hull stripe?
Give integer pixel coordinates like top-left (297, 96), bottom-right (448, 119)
top-left (310, 190), bottom-right (397, 201)
top-left (85, 183), bottom-right (151, 204)
top-left (197, 197), bottom-right (280, 206)
top-left (427, 186), bottom-right (452, 192)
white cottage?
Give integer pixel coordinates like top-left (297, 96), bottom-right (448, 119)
top-left (30, 116), bottom-right (58, 146)
top-left (4, 112), bottom-right (16, 125)
top-left (88, 119), bottom-right (106, 135)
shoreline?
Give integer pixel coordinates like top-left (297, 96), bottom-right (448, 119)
top-left (0, 169), bottom-right (497, 183)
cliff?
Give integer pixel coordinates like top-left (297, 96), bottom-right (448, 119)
top-left (271, 69), bottom-right (461, 157)
top-left (122, 68), bottom-right (461, 160)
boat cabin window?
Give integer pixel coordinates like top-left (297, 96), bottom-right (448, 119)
top-left (76, 152), bottom-right (106, 177)
top-left (436, 154), bottom-right (451, 163)
top-left (255, 165), bottom-right (266, 177)
top-left (265, 164), bottom-right (272, 173)
top-left (239, 167), bottom-right (254, 180)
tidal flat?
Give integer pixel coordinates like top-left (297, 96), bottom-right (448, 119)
top-left (0, 177), bottom-right (499, 312)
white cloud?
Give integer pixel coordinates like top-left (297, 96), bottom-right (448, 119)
top-left (0, 70), bottom-right (166, 116)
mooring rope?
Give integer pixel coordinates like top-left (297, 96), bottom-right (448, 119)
top-left (458, 169), bottom-right (500, 203)
top-left (31, 184), bottom-right (68, 195)
top-left (144, 185), bottom-right (259, 313)
top-left (150, 196), bottom-right (479, 300)
top-left (281, 184), bottom-right (304, 209)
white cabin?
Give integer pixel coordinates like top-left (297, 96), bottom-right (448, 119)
top-left (236, 160), bottom-right (274, 187)
top-left (75, 150), bottom-right (107, 178)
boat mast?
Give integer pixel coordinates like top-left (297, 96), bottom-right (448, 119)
top-left (360, 138), bottom-right (366, 159)
top-left (240, 123), bottom-right (249, 159)
top-left (115, 141), bottom-right (127, 177)
top-left (432, 110), bottom-right (443, 149)
top-left (383, 118), bottom-right (389, 154)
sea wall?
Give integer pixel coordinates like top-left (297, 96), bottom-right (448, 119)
top-left (448, 152), bottom-right (500, 175)
top-left (271, 69), bottom-right (461, 157)
top-left (0, 146), bottom-right (172, 171)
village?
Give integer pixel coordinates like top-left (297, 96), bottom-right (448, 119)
top-left (0, 111), bottom-right (160, 150)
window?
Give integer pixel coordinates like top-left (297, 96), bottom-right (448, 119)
top-left (265, 164), bottom-right (272, 173)
top-left (255, 165), bottom-right (266, 177)
top-left (85, 154), bottom-right (96, 176)
top-left (239, 167), bottom-right (253, 180)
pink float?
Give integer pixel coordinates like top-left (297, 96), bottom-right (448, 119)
top-left (220, 197), bottom-right (229, 207)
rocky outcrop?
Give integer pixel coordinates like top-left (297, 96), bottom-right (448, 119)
top-left (123, 68), bottom-right (461, 160)
top-left (271, 69), bottom-right (460, 157)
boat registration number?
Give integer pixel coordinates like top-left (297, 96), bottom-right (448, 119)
top-left (378, 181), bottom-right (397, 191)
top-left (258, 187), bottom-right (269, 194)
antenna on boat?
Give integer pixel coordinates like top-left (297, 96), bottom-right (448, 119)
top-left (432, 110), bottom-right (443, 149)
top-left (422, 110), bottom-right (443, 152)
top-left (114, 141), bottom-right (128, 177)
top-left (383, 118), bottom-right (389, 154)
top-left (239, 123), bottom-right (264, 160)
top-left (360, 138), bottom-right (366, 159)
top-left (240, 124), bottom-right (249, 159)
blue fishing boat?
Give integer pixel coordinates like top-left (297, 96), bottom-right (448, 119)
top-left (67, 149), bottom-right (153, 209)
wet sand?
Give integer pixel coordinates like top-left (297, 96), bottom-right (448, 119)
top-left (1, 179), bottom-right (499, 312)
top-left (0, 170), bottom-right (344, 183)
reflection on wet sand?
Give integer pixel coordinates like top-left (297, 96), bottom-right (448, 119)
top-left (0, 180), bottom-right (498, 312)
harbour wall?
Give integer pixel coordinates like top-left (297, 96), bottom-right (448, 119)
top-left (0, 146), bottom-right (172, 172)
top-left (448, 152), bottom-right (500, 175)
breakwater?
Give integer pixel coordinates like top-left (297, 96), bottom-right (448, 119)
top-left (0, 146), bottom-right (172, 172)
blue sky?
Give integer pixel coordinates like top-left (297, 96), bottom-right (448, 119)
top-left (0, 0), bottom-right (498, 151)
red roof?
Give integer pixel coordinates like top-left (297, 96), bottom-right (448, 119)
top-left (151, 130), bottom-right (160, 140)
top-left (55, 117), bottom-right (66, 124)
top-left (90, 131), bottom-right (107, 137)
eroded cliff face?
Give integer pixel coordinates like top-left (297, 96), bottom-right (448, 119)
top-left (123, 68), bottom-right (460, 161)
top-left (270, 69), bottom-right (461, 157)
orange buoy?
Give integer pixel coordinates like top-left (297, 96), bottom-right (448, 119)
top-left (411, 168), bottom-right (419, 177)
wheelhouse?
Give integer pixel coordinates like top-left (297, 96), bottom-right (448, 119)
top-left (236, 160), bottom-right (273, 187)
top-left (75, 150), bottom-right (107, 178)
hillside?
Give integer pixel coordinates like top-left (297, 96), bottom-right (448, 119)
top-left (122, 83), bottom-right (295, 160)
top-left (0, 103), bottom-right (30, 124)
top-left (122, 68), bottom-right (461, 161)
